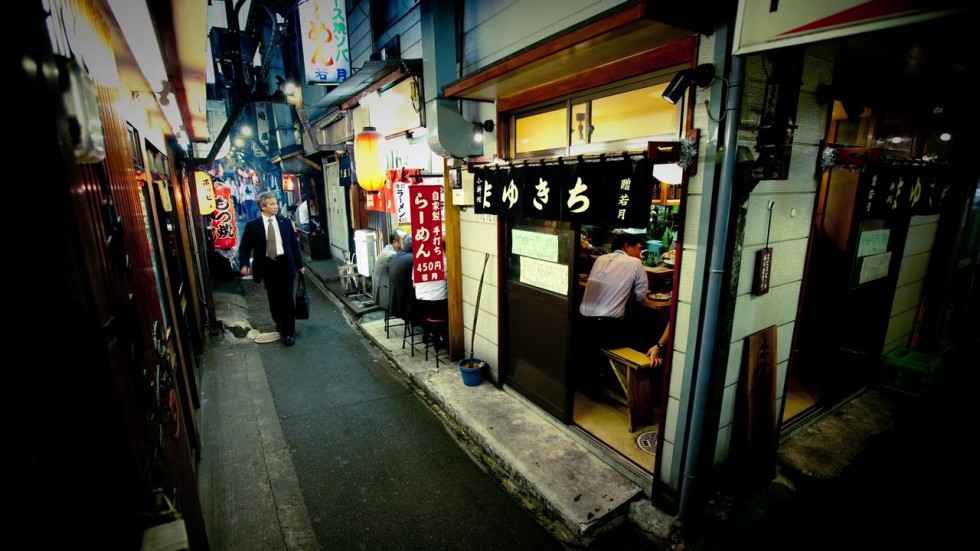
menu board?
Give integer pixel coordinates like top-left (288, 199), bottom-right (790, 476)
top-left (858, 252), bottom-right (891, 284)
top-left (519, 256), bottom-right (567, 295)
top-left (857, 229), bottom-right (890, 257)
top-left (512, 229), bottom-right (558, 262)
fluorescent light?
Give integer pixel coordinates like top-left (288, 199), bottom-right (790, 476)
top-left (106, 0), bottom-right (168, 93)
top-left (652, 163), bottom-right (683, 185)
top-left (160, 93), bottom-right (185, 136)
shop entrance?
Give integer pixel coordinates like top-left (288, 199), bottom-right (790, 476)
top-left (498, 149), bottom-right (687, 477)
top-left (503, 220), bottom-right (576, 421)
top-left (324, 161), bottom-right (351, 260)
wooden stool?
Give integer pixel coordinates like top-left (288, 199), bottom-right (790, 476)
top-left (600, 347), bottom-right (657, 432)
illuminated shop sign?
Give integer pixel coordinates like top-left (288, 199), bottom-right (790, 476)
top-left (299, 0), bottom-right (351, 85)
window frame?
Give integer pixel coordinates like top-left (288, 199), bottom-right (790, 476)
top-left (506, 70), bottom-right (686, 160)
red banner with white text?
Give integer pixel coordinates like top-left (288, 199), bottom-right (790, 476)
top-left (211, 182), bottom-right (239, 249)
top-left (409, 183), bottom-right (445, 284)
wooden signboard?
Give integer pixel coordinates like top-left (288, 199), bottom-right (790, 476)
top-left (733, 325), bottom-right (778, 487)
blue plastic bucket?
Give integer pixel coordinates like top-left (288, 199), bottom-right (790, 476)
top-left (458, 359), bottom-right (485, 387)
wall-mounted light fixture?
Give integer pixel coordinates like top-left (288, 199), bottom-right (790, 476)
top-left (472, 120), bottom-right (495, 143)
top-left (662, 64), bottom-right (717, 105)
top-left (353, 126), bottom-right (387, 192)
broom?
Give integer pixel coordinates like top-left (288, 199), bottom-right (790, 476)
top-left (468, 253), bottom-right (491, 368)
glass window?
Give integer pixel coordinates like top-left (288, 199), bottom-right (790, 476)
top-left (589, 83), bottom-right (676, 143)
top-left (511, 78), bottom-right (682, 158)
top-left (515, 107), bottom-right (568, 155)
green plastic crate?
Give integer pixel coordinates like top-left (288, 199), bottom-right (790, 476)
top-left (880, 348), bottom-right (944, 397)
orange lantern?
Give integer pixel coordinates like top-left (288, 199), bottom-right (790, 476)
top-left (353, 126), bottom-right (387, 192)
top-left (282, 173), bottom-right (296, 191)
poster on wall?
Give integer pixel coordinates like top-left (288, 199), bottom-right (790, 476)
top-left (409, 183), bottom-right (444, 284)
top-left (519, 256), bottom-right (568, 295)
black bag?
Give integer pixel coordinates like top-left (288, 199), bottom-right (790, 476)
top-left (295, 273), bottom-right (311, 320)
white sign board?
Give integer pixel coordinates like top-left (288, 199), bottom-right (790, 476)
top-left (511, 229), bottom-right (559, 263)
top-left (857, 229), bottom-right (890, 258)
top-left (519, 257), bottom-right (568, 295)
top-left (858, 251), bottom-right (891, 284)
top-left (733, 0), bottom-right (959, 55)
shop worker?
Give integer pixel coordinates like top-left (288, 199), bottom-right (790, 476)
top-left (238, 191), bottom-right (305, 346)
top-left (578, 234), bottom-right (649, 383)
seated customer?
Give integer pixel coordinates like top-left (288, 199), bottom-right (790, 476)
top-left (577, 234), bottom-right (648, 387)
top-left (372, 230), bottom-right (404, 309)
top-left (416, 274), bottom-right (448, 351)
top-left (387, 235), bottom-right (417, 326)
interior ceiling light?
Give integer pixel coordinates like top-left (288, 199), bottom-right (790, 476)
top-left (662, 64), bottom-right (717, 105)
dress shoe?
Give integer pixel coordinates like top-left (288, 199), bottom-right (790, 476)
top-left (283, 335), bottom-right (295, 347)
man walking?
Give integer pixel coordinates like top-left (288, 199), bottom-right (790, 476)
top-left (238, 191), bottom-right (305, 346)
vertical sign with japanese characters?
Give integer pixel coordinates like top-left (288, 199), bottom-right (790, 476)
top-left (299, 0), bottom-right (351, 85)
top-left (410, 184), bottom-right (444, 284)
top-left (211, 183), bottom-right (238, 250)
top-left (395, 182), bottom-right (410, 223)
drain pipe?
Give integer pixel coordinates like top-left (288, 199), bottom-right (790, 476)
top-left (677, 53), bottom-right (745, 525)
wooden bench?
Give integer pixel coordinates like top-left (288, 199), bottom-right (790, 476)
top-left (600, 347), bottom-right (658, 432)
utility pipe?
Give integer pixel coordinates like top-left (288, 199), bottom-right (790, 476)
top-left (677, 53), bottom-right (746, 525)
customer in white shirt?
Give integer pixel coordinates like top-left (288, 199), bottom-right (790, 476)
top-left (296, 198), bottom-right (311, 232)
top-left (416, 271), bottom-right (448, 351)
top-left (578, 233), bottom-right (649, 387)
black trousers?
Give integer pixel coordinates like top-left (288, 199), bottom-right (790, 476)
top-left (577, 315), bottom-right (628, 389)
top-left (263, 258), bottom-right (296, 336)
top-left (417, 298), bottom-right (449, 348)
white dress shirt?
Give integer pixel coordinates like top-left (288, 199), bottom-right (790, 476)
top-left (578, 250), bottom-right (648, 319)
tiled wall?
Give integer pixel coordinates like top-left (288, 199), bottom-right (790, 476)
top-left (883, 215), bottom-right (939, 355)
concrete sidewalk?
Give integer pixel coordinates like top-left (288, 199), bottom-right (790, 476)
top-left (300, 254), bottom-right (656, 546)
top-left (203, 245), bottom-right (945, 549)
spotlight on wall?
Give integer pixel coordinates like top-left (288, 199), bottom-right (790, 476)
top-left (662, 64), bottom-right (717, 105)
top-left (473, 120), bottom-right (495, 143)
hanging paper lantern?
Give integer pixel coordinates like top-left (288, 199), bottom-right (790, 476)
top-left (282, 173), bottom-right (296, 191)
top-left (354, 126), bottom-right (387, 192)
top-left (194, 171), bottom-right (217, 214)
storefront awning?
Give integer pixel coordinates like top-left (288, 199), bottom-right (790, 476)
top-left (442, 1), bottom-right (712, 110)
top-left (312, 59), bottom-right (423, 110)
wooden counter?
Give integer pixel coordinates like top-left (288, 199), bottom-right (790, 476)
top-left (577, 279), bottom-right (672, 310)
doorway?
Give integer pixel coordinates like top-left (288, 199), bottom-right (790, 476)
top-left (324, 161), bottom-right (351, 260)
top-left (497, 155), bottom-right (685, 475)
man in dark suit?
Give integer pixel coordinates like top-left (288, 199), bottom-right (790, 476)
top-left (238, 190), bottom-right (305, 346)
top-left (387, 235), bottom-right (416, 326)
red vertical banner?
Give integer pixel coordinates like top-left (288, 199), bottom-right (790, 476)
top-left (211, 183), bottom-right (239, 250)
top-left (410, 183), bottom-right (444, 284)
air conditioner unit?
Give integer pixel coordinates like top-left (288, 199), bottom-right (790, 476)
top-left (353, 229), bottom-right (377, 276)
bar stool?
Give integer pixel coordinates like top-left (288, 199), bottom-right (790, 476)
top-left (401, 318), bottom-right (424, 356)
top-left (384, 305), bottom-right (405, 339)
top-left (422, 317), bottom-right (447, 370)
